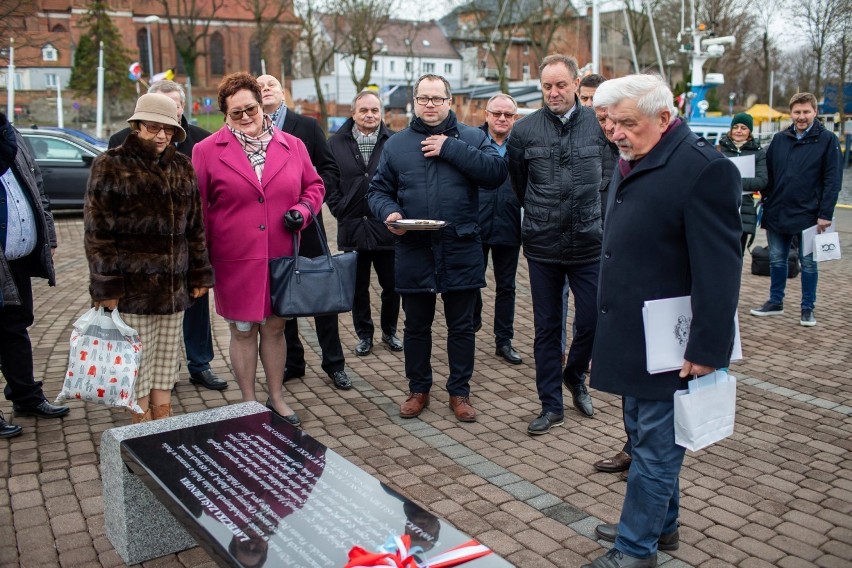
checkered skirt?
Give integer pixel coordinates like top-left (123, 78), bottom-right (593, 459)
top-left (121, 312), bottom-right (184, 396)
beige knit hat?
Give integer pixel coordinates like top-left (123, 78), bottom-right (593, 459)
top-left (127, 93), bottom-right (186, 142)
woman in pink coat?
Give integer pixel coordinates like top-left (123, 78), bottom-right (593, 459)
top-left (193, 72), bottom-right (324, 425)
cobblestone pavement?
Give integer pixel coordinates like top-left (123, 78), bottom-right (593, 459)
top-left (1, 205), bottom-right (851, 568)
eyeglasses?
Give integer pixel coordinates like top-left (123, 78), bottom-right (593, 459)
top-left (139, 121), bottom-right (176, 136)
top-left (227, 104), bottom-right (261, 120)
top-left (414, 96), bottom-right (450, 106)
top-left (486, 110), bottom-right (516, 119)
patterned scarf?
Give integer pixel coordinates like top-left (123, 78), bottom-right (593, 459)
top-left (353, 126), bottom-right (379, 163)
top-left (228, 115), bottom-right (274, 182)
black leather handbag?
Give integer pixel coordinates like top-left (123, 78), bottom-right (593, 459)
top-left (269, 207), bottom-right (357, 317)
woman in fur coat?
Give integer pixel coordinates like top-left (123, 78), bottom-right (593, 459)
top-left (84, 93), bottom-right (214, 423)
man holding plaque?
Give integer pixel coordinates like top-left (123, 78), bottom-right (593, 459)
top-left (368, 74), bottom-right (507, 423)
top-left (585, 75), bottom-right (741, 568)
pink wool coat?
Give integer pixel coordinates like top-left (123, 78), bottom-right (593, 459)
top-left (193, 126), bottom-right (325, 322)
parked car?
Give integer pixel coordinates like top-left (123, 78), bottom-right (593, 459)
top-left (18, 128), bottom-right (103, 210)
top-left (43, 127), bottom-right (109, 149)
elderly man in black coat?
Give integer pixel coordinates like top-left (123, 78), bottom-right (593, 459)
top-left (327, 90), bottom-right (401, 357)
top-left (583, 75), bottom-right (742, 568)
top-left (368, 74), bottom-right (507, 423)
top-left (257, 73), bottom-right (350, 390)
top-left (108, 80), bottom-right (227, 391)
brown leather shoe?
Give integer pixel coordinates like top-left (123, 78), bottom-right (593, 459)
top-left (400, 392), bottom-right (429, 418)
top-left (594, 450), bottom-right (632, 473)
top-left (449, 395), bottom-right (477, 422)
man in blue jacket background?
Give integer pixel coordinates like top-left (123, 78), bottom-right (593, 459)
top-left (368, 74), bottom-right (507, 423)
top-left (750, 92), bottom-right (842, 327)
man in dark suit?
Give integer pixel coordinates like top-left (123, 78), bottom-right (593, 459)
top-left (584, 75), bottom-right (742, 568)
top-left (256, 74), bottom-right (350, 390)
top-left (109, 80), bottom-right (226, 391)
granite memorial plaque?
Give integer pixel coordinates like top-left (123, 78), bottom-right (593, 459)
top-left (121, 412), bottom-right (513, 568)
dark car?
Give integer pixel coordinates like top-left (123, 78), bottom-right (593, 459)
top-left (43, 127), bottom-right (109, 149)
top-left (18, 128), bottom-right (102, 210)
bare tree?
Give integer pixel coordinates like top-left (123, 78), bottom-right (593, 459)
top-left (238, 0), bottom-right (293, 71)
top-left (290, 0), bottom-right (341, 130)
top-left (519, 0), bottom-right (577, 64)
top-left (826, 2), bottom-right (851, 132)
top-left (154, 0), bottom-right (227, 84)
top-left (336, 0), bottom-right (396, 92)
top-left (792, 0), bottom-right (843, 100)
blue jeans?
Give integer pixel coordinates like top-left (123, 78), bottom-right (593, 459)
top-left (615, 396), bottom-right (685, 558)
top-left (767, 230), bottom-right (817, 310)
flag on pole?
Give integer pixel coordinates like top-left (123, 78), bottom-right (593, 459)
top-left (151, 68), bottom-right (175, 83)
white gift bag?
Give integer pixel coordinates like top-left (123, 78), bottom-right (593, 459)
top-left (814, 231), bottom-right (841, 262)
top-left (56, 308), bottom-right (143, 413)
top-left (673, 370), bottom-right (736, 452)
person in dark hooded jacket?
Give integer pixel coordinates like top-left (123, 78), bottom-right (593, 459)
top-left (368, 74), bottom-right (507, 423)
top-left (716, 112), bottom-right (767, 253)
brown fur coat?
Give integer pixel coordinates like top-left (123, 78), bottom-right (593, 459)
top-left (84, 132), bottom-right (214, 315)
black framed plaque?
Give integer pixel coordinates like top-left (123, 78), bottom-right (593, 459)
top-left (121, 412), bottom-right (513, 568)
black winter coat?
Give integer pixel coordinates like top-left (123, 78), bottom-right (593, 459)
top-left (762, 120), bottom-right (843, 234)
top-left (591, 121), bottom-right (742, 401)
top-left (717, 134), bottom-right (767, 236)
top-left (0, 117), bottom-right (57, 307)
top-left (600, 140), bottom-right (619, 225)
top-left (327, 118), bottom-right (395, 251)
top-left (507, 101), bottom-right (608, 265)
top-left (367, 112), bottom-right (508, 293)
top-left (477, 124), bottom-right (520, 247)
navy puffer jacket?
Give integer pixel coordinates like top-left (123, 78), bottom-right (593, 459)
top-left (367, 111), bottom-right (508, 293)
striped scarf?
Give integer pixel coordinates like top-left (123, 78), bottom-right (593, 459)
top-left (228, 115), bottom-right (274, 182)
top-left (354, 126), bottom-right (379, 163)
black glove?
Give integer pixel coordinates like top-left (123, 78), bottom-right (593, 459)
top-left (283, 209), bottom-right (304, 231)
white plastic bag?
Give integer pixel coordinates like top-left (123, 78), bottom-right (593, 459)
top-left (673, 370), bottom-right (736, 452)
top-left (814, 231), bottom-right (841, 262)
top-left (56, 308), bottom-right (143, 412)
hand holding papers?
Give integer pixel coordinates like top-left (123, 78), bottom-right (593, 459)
top-left (642, 296), bottom-right (742, 374)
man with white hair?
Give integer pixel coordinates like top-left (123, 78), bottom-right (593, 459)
top-left (585, 75), bottom-right (742, 568)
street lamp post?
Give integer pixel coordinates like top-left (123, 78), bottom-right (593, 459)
top-left (144, 15), bottom-right (160, 81)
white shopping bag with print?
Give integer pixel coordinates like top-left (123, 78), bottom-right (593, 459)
top-left (814, 232), bottom-right (841, 262)
top-left (56, 308), bottom-right (143, 412)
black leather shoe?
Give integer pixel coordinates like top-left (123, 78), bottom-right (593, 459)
top-left (528, 411), bottom-right (564, 435)
top-left (283, 367), bottom-right (305, 382)
top-left (355, 338), bottom-right (373, 356)
top-left (581, 548), bottom-right (657, 568)
top-left (189, 369), bottom-right (228, 391)
top-left (381, 333), bottom-right (403, 352)
top-left (496, 344), bottom-right (522, 365)
top-left (265, 400), bottom-right (301, 426)
top-left (13, 400), bottom-right (70, 419)
top-left (595, 523), bottom-right (679, 551)
top-left (330, 370), bottom-right (352, 390)
top-left (567, 381), bottom-right (594, 417)
top-left (0, 411), bottom-right (22, 438)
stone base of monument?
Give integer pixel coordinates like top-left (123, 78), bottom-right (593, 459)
top-left (101, 402), bottom-right (270, 565)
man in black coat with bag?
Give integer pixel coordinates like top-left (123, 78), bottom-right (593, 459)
top-left (584, 75), bottom-right (742, 568)
top-left (327, 90), bottom-right (402, 357)
top-left (257, 74), bottom-right (351, 390)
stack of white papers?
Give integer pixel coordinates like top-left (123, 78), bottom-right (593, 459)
top-left (643, 296), bottom-right (743, 374)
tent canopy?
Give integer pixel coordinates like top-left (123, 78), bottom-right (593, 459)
top-left (743, 104), bottom-right (790, 124)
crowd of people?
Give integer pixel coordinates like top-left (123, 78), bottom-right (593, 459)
top-left (0, 53), bottom-right (843, 568)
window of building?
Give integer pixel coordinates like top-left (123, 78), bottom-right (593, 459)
top-left (523, 44), bottom-right (529, 55)
top-left (390, 60), bottom-right (396, 73)
top-left (373, 60), bottom-right (379, 72)
top-left (51, 24), bottom-right (66, 33)
top-left (136, 29), bottom-right (150, 75)
top-left (423, 62), bottom-right (435, 73)
top-left (444, 63), bottom-right (452, 74)
top-left (522, 63), bottom-right (530, 76)
top-left (405, 60), bottom-right (412, 73)
top-left (42, 44), bottom-right (58, 62)
top-left (209, 33), bottom-right (225, 76)
top-left (0, 72), bottom-right (23, 90)
top-left (44, 73), bottom-right (58, 88)
top-left (422, 40), bottom-right (431, 47)
top-left (281, 42), bottom-right (293, 77)
top-left (249, 36), bottom-right (263, 77)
